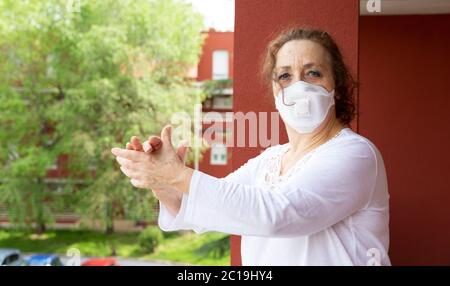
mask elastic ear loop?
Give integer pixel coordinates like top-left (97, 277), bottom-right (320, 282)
top-left (279, 82), bottom-right (295, 106)
top-left (272, 72), bottom-right (295, 106)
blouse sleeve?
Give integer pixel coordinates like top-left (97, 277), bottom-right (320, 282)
top-left (177, 139), bottom-right (378, 237)
top-left (157, 150), bottom-right (264, 233)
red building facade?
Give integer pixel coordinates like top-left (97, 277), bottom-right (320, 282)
top-left (195, 29), bottom-right (235, 178)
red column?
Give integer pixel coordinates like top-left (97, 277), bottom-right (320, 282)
top-left (231, 0), bottom-right (360, 265)
top-left (359, 15), bottom-right (450, 265)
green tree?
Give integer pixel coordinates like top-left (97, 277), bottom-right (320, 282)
top-left (0, 0), bottom-right (205, 233)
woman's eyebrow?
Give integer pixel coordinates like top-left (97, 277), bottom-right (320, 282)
top-left (275, 66), bottom-right (293, 71)
top-left (303, 62), bottom-right (322, 69)
top-left (275, 63), bottom-right (323, 71)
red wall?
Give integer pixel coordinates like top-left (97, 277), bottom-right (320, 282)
top-left (197, 30), bottom-right (234, 81)
top-left (232, 0), bottom-right (359, 266)
top-left (359, 15), bottom-right (450, 265)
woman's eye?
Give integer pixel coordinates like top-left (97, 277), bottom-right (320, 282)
top-left (278, 73), bottom-right (291, 81)
top-left (306, 70), bottom-right (322, 78)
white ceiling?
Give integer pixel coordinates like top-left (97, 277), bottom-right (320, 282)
top-left (360, 0), bottom-right (450, 15)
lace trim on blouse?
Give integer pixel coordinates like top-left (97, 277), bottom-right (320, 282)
top-left (263, 129), bottom-right (346, 191)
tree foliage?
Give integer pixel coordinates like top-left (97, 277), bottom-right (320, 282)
top-left (0, 0), bottom-right (205, 233)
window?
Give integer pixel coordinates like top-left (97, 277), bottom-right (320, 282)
top-left (212, 50), bottom-right (229, 80)
top-left (210, 143), bottom-right (227, 165)
top-left (212, 96), bottom-right (233, 109)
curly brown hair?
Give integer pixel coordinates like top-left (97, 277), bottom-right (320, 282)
top-left (261, 28), bottom-right (356, 125)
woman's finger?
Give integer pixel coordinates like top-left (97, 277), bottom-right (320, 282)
top-left (111, 148), bottom-right (146, 162)
top-left (119, 166), bottom-right (132, 178)
top-left (116, 156), bottom-right (141, 170)
top-left (131, 136), bottom-right (144, 151)
top-left (130, 179), bottom-right (147, 189)
top-left (126, 142), bottom-right (134, 150)
top-left (142, 140), bottom-right (153, 153)
top-left (176, 142), bottom-right (189, 162)
top-left (144, 136), bottom-right (162, 153)
top-left (119, 166), bottom-right (142, 180)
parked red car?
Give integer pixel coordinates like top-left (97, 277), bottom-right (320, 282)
top-left (81, 258), bottom-right (120, 266)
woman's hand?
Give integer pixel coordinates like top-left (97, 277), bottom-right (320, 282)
top-left (125, 133), bottom-right (188, 215)
top-left (111, 125), bottom-right (193, 194)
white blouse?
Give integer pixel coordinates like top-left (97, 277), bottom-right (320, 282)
top-left (158, 128), bottom-right (391, 266)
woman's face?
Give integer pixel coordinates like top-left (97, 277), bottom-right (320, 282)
top-left (272, 39), bottom-right (335, 98)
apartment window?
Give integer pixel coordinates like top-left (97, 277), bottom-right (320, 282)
top-left (212, 50), bottom-right (229, 80)
top-left (210, 143), bottom-right (227, 165)
top-left (212, 96), bottom-right (232, 109)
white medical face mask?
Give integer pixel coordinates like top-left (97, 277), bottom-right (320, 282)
top-left (275, 80), bottom-right (335, 134)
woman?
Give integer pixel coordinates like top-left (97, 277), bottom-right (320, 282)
top-left (111, 28), bottom-right (390, 266)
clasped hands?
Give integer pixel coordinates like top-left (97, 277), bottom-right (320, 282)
top-left (110, 125), bottom-right (193, 196)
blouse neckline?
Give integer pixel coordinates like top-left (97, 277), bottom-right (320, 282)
top-left (264, 128), bottom-right (350, 189)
